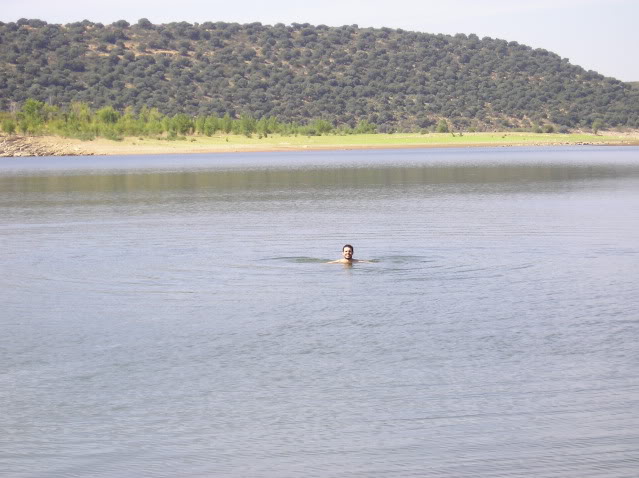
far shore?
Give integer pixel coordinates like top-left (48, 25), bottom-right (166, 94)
top-left (2, 131), bottom-right (639, 157)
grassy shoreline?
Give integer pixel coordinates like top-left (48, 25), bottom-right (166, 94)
top-left (2, 131), bottom-right (639, 157)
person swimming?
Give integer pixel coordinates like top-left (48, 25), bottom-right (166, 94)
top-left (327, 244), bottom-right (373, 264)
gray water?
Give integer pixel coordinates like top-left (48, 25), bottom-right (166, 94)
top-left (1, 147), bottom-right (639, 477)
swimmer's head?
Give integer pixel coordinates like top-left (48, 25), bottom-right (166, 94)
top-left (342, 244), bottom-right (354, 260)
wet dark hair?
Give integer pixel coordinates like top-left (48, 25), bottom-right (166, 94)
top-left (343, 244), bottom-right (354, 252)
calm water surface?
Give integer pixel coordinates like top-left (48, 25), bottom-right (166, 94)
top-left (1, 147), bottom-right (639, 477)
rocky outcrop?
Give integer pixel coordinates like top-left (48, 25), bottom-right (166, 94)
top-left (0, 135), bottom-right (93, 157)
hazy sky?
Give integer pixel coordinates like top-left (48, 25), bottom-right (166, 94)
top-left (3, 0), bottom-right (637, 81)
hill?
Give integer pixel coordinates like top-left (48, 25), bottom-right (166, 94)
top-left (1, 18), bottom-right (638, 131)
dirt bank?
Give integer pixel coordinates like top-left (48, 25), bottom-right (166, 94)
top-left (1, 132), bottom-right (638, 158)
top-left (0, 135), bottom-right (94, 157)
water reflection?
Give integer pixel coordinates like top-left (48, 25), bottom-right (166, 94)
top-left (2, 162), bottom-right (638, 196)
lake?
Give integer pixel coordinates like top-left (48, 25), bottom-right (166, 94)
top-left (1, 146), bottom-right (639, 477)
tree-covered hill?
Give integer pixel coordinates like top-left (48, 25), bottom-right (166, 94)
top-left (1, 18), bottom-right (638, 131)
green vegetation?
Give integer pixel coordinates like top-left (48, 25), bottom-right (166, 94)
top-left (0, 98), bottom-right (377, 139)
top-left (436, 119), bottom-right (449, 133)
top-left (1, 19), bottom-right (638, 131)
top-left (2, 98), bottom-right (599, 143)
top-left (591, 119), bottom-right (604, 134)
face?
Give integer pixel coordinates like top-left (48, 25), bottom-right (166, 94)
top-left (342, 247), bottom-right (353, 260)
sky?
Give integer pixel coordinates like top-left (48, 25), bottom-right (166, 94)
top-left (2, 0), bottom-right (637, 81)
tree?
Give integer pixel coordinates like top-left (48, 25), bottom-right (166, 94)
top-left (354, 119), bottom-right (377, 134)
top-left (137, 18), bottom-right (153, 29)
top-left (96, 106), bottom-right (120, 124)
top-left (22, 98), bottom-right (46, 122)
top-left (220, 113), bottom-right (233, 133)
top-left (591, 119), bottom-right (604, 135)
top-left (112, 20), bottom-right (130, 28)
top-left (436, 119), bottom-right (449, 133)
top-left (310, 118), bottom-right (333, 135)
top-left (1, 119), bottom-right (16, 134)
top-left (171, 113), bottom-right (192, 135)
top-left (68, 102), bottom-right (92, 123)
top-left (238, 113), bottom-right (256, 137)
top-left (18, 98), bottom-right (47, 133)
top-left (203, 116), bottom-right (219, 136)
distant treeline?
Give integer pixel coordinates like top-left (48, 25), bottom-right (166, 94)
top-left (0, 98), bottom-right (377, 139)
top-left (1, 19), bottom-right (638, 130)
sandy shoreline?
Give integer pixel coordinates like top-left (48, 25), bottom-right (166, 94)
top-left (2, 132), bottom-right (639, 157)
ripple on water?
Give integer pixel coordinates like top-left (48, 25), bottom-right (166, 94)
top-left (2, 148), bottom-right (639, 477)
